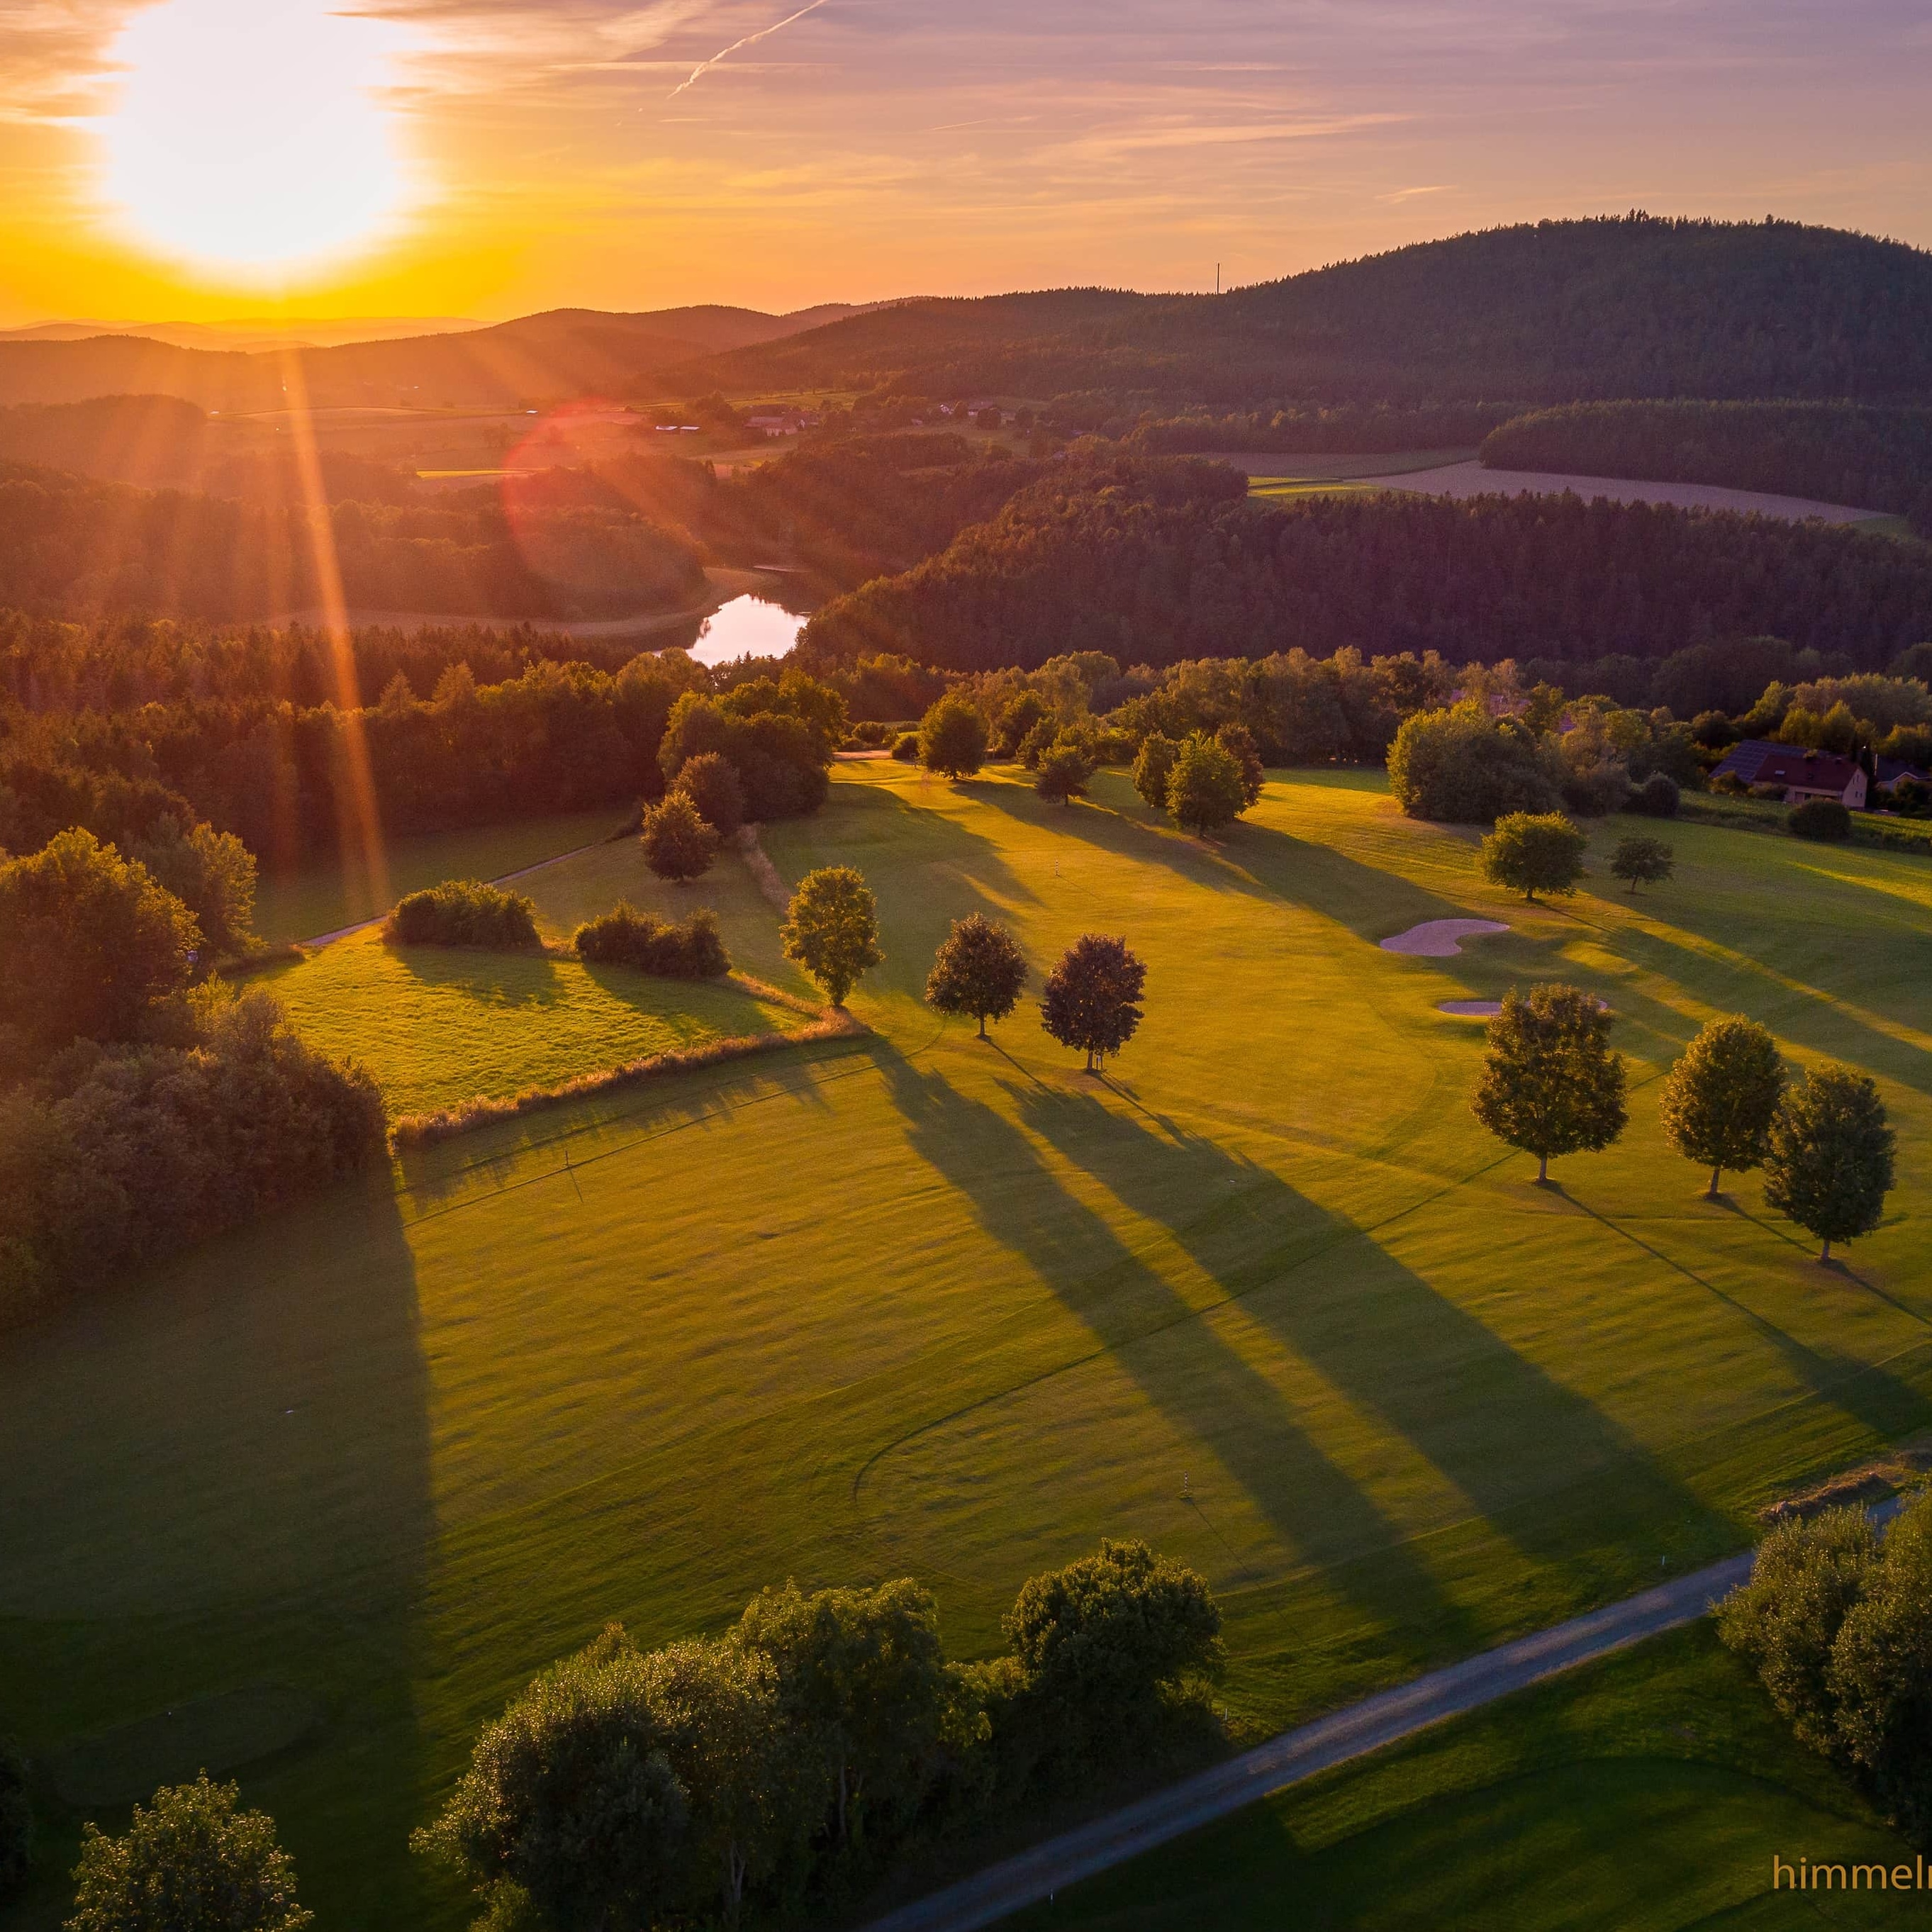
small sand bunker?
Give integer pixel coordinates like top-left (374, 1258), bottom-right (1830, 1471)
top-left (1380, 918), bottom-right (1509, 956)
top-left (1439, 1000), bottom-right (1503, 1017)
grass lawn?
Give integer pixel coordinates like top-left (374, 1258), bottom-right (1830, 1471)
top-left (1005, 1622), bottom-right (1926, 1931)
top-left (3, 764), bottom-right (1930, 1929)
top-left (250, 809), bottom-right (625, 944)
top-left (254, 928), bottom-right (812, 1119)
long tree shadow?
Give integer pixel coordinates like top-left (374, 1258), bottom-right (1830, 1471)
top-left (1009, 1083), bottom-right (1731, 1595)
top-left (871, 1044), bottom-right (1481, 1652)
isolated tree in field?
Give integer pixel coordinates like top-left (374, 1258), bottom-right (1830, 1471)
top-left (67, 1775), bottom-right (312, 1932)
top-left (0, 827), bottom-right (199, 1054)
top-left (671, 749), bottom-right (747, 836)
top-left (733, 1578), bottom-right (951, 1848)
top-left (642, 792), bottom-right (720, 882)
top-left (0, 1736), bottom-right (28, 1901)
top-left (1609, 832), bottom-right (1675, 893)
top-left (1215, 722), bottom-right (1266, 808)
top-left (1165, 732), bottom-right (1247, 836)
top-left (1480, 812), bottom-right (1587, 901)
top-left (925, 914), bottom-right (1027, 1037)
top-left (1659, 1016), bottom-right (1785, 1197)
top-left (1131, 732), bottom-right (1179, 810)
top-left (918, 696), bottom-right (988, 778)
top-left (1040, 934), bottom-right (1146, 1071)
top-left (782, 866), bottom-right (882, 1007)
top-left (1763, 1063), bottom-right (1895, 1261)
top-left (1034, 741), bottom-right (1094, 806)
top-left (1472, 983), bottom-right (1626, 1183)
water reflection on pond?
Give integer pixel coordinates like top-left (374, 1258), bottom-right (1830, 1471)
top-left (688, 595), bottom-right (805, 666)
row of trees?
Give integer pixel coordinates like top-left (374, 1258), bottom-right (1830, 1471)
top-left (1473, 992), bottom-right (1896, 1260)
top-left (417, 1540), bottom-right (1219, 1932)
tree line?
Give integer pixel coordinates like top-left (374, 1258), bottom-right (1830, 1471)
top-left (800, 459), bottom-right (1932, 676)
top-left (1481, 400), bottom-right (1932, 523)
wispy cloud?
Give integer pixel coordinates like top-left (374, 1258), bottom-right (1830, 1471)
top-left (667, 0), bottom-right (828, 96)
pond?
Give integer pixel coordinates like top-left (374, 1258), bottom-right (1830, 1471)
top-left (688, 594), bottom-right (805, 666)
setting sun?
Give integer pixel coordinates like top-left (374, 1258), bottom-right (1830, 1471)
top-left (98, 0), bottom-right (414, 279)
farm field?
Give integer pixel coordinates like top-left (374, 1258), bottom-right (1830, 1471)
top-left (3, 763), bottom-right (1930, 1930)
top-left (255, 928), bottom-right (812, 1119)
top-left (1005, 1622), bottom-right (1926, 1931)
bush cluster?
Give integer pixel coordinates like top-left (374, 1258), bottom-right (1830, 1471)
top-left (0, 988), bottom-right (386, 1323)
top-left (1788, 796), bottom-right (1852, 841)
top-left (573, 905), bottom-right (730, 979)
top-left (386, 878), bottom-right (540, 949)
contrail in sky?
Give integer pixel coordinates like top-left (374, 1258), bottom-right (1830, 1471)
top-left (669, 0), bottom-right (829, 96)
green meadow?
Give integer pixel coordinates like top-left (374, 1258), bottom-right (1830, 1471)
top-left (3, 762), bottom-right (1929, 1928)
top-left (1007, 1622), bottom-right (1930, 1931)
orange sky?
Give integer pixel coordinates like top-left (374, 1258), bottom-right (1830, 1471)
top-left (2, 0), bottom-right (1930, 325)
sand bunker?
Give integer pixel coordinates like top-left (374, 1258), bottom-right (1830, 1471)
top-left (1380, 919), bottom-right (1509, 956)
top-left (1439, 1000), bottom-right (1504, 1017)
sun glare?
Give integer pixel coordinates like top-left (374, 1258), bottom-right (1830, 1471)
top-left (99, 0), bottom-right (414, 278)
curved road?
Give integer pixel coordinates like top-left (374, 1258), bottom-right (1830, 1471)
top-left (861, 1524), bottom-right (1877, 1932)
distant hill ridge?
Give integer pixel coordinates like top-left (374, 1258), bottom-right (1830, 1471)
top-left (0, 301), bottom-right (882, 411)
top-left (674, 215), bottom-right (1932, 406)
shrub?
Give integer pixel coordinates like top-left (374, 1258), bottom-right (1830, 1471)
top-left (1609, 832), bottom-right (1674, 892)
top-left (67, 1774), bottom-right (312, 1932)
top-left (1629, 771), bottom-right (1682, 817)
top-left (1034, 742), bottom-right (1094, 805)
top-left (1387, 703), bottom-right (1563, 822)
top-left (782, 867), bottom-right (883, 1007)
top-left (1480, 812), bottom-right (1587, 900)
top-left (890, 731), bottom-right (921, 761)
top-left (1040, 934), bottom-right (1146, 1071)
top-left (0, 828), bottom-right (201, 1057)
top-left (1165, 732), bottom-right (1247, 835)
top-left (574, 905), bottom-right (729, 978)
top-left (671, 752), bottom-right (746, 837)
top-left (919, 696), bottom-right (989, 778)
top-left (0, 990), bottom-right (386, 1322)
top-left (1131, 732), bottom-right (1180, 810)
top-left (1788, 797), bottom-right (1852, 841)
top-left (387, 878), bottom-right (540, 949)
top-left (641, 794), bottom-right (720, 883)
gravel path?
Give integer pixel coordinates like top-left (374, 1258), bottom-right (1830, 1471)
top-left (860, 1550), bottom-right (1758, 1932)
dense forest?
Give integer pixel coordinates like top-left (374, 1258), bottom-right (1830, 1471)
top-left (800, 458), bottom-right (1932, 674)
top-left (1128, 403), bottom-right (1514, 456)
top-left (682, 217), bottom-right (1932, 407)
top-left (0, 463), bottom-right (708, 622)
top-left (1481, 401), bottom-right (1932, 519)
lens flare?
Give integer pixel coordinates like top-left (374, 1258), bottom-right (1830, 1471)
top-left (99, 0), bottom-right (413, 277)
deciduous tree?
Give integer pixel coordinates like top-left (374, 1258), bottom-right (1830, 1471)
top-left (671, 751), bottom-right (747, 837)
top-left (1471, 982), bottom-right (1627, 1182)
top-left (925, 915), bottom-right (1027, 1037)
top-left (1040, 934), bottom-right (1146, 1071)
top-left (1609, 832), bottom-right (1675, 893)
top-left (781, 866), bottom-right (882, 1007)
top-left (642, 793), bottom-right (720, 883)
top-left (1480, 812), bottom-right (1587, 900)
top-left (1659, 1015), bottom-right (1784, 1197)
top-left (1034, 742), bottom-right (1093, 806)
top-left (1165, 732), bottom-right (1246, 836)
top-left (1763, 1063), bottom-right (1895, 1261)
top-left (1131, 732), bottom-right (1179, 810)
top-left (1214, 723), bottom-right (1266, 808)
top-left (918, 696), bottom-right (988, 778)
top-left (67, 1775), bottom-right (312, 1932)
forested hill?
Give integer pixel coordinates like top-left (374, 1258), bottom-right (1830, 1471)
top-left (682, 216), bottom-right (1932, 406)
top-left (798, 459), bottom-right (1932, 675)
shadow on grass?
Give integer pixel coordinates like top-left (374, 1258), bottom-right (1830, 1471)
top-left (386, 940), bottom-right (570, 1008)
top-left (1008, 1083), bottom-right (1724, 1598)
top-left (871, 1043), bottom-right (1481, 1652)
